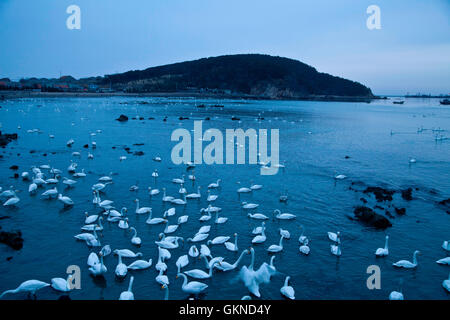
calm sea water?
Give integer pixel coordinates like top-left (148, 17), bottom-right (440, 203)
top-left (0, 96), bottom-right (449, 300)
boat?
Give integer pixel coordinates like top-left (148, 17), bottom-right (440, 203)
top-left (440, 99), bottom-right (450, 105)
top-left (393, 100), bottom-right (405, 104)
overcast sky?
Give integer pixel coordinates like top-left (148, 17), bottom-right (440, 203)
top-left (0, 0), bottom-right (449, 95)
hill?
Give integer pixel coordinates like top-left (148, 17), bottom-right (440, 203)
top-left (104, 54), bottom-right (374, 99)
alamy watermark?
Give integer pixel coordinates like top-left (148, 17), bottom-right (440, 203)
top-left (366, 5), bottom-right (381, 30)
top-left (66, 5), bottom-right (81, 30)
top-left (366, 265), bottom-right (381, 290)
top-left (170, 121), bottom-right (280, 175)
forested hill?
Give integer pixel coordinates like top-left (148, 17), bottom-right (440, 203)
top-left (105, 54), bottom-right (374, 99)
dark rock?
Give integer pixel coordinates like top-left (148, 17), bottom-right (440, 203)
top-left (133, 151), bottom-right (144, 156)
top-left (139, 117), bottom-right (144, 120)
top-left (83, 144), bottom-right (89, 148)
top-left (13, 173), bottom-right (19, 179)
top-left (163, 117), bottom-right (167, 122)
top-left (0, 216), bottom-right (11, 220)
top-left (42, 153), bottom-right (47, 157)
top-left (385, 210), bottom-right (394, 218)
top-left (360, 198), bottom-right (368, 204)
top-left (30, 150), bottom-right (36, 154)
top-left (9, 165), bottom-right (18, 170)
top-left (204, 117), bottom-right (211, 120)
top-left (124, 147), bottom-right (130, 152)
top-left (394, 207), bottom-right (406, 215)
top-left (133, 143), bottom-right (145, 146)
top-left (363, 186), bottom-right (395, 202)
top-left (116, 114), bottom-right (129, 122)
top-left (231, 116), bottom-right (240, 121)
top-left (6, 256), bottom-right (13, 261)
top-left (0, 131), bottom-right (18, 147)
top-left (374, 205), bottom-right (384, 210)
top-left (179, 116), bottom-right (189, 120)
top-left (196, 104), bottom-right (206, 108)
top-left (401, 188), bottom-right (413, 201)
top-left (148, 117), bottom-right (155, 120)
top-left (353, 206), bottom-right (392, 229)
top-left (345, 155), bottom-right (351, 159)
top-left (0, 230), bottom-right (24, 250)
top-left (438, 198), bottom-right (450, 207)
top-left (212, 104), bottom-right (224, 108)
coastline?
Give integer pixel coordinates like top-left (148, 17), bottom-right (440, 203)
top-left (0, 90), bottom-right (379, 103)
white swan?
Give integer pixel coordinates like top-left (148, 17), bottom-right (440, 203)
top-left (239, 247), bottom-right (261, 297)
top-left (187, 233), bottom-right (209, 243)
top-left (247, 213), bottom-right (269, 220)
top-left (118, 218), bottom-right (129, 229)
top-left (208, 236), bottom-right (230, 245)
top-left (188, 245), bottom-right (199, 258)
top-left (176, 255), bottom-right (190, 273)
top-left (115, 253), bottom-right (128, 278)
top-left (389, 291), bottom-right (404, 300)
top-left (279, 228), bottom-right (290, 239)
top-left (242, 202), bottom-right (259, 209)
top-left (155, 236), bottom-right (183, 249)
top-left (331, 243), bottom-right (342, 256)
top-left (3, 196), bottom-right (20, 207)
top-left (58, 194), bottom-right (74, 206)
top-left (41, 187), bottom-right (58, 198)
top-left (393, 250), bottom-right (420, 268)
top-left (170, 194), bottom-right (187, 205)
top-left (216, 249), bottom-right (249, 271)
top-left (186, 186), bottom-right (201, 199)
top-left (224, 233), bottom-right (238, 252)
top-left (200, 244), bottom-right (212, 259)
top-left (165, 207), bottom-right (176, 217)
top-left (119, 276), bottom-right (135, 300)
top-left (184, 261), bottom-right (220, 279)
top-left (51, 275), bottom-right (72, 292)
top-left (207, 190), bottom-right (218, 202)
top-left (129, 227), bottom-right (141, 246)
top-left (328, 231), bottom-right (341, 243)
top-left (0, 280), bottom-right (50, 298)
top-left (87, 252), bottom-right (100, 267)
top-left (82, 218), bottom-right (104, 231)
top-left (443, 272), bottom-right (450, 292)
top-left (177, 273), bottom-right (208, 294)
top-left (88, 253), bottom-right (107, 276)
top-left (208, 179), bottom-right (221, 188)
top-left (127, 258), bottom-right (152, 270)
top-left (113, 249), bottom-right (143, 258)
top-left (267, 235), bottom-right (285, 253)
top-left (172, 175), bottom-right (185, 184)
top-left (84, 212), bottom-right (99, 224)
top-left (280, 276), bottom-right (295, 299)
top-left (148, 187), bottom-right (160, 196)
top-left (252, 222), bottom-right (265, 235)
top-left (164, 224), bottom-right (179, 234)
top-left (436, 257), bottom-right (450, 265)
top-left (135, 199), bottom-right (151, 214)
top-left (442, 240), bottom-right (450, 252)
top-left (375, 236), bottom-right (389, 257)
top-left (199, 211), bottom-right (212, 222)
top-left (155, 254), bottom-right (167, 273)
top-left (215, 211), bottom-right (228, 224)
top-left (252, 227), bottom-right (267, 244)
top-left (299, 239), bottom-right (310, 255)
top-left (162, 188), bottom-right (174, 202)
top-left (197, 225), bottom-right (211, 234)
top-left (298, 226), bottom-right (308, 244)
top-left (250, 182), bottom-right (262, 190)
top-left (237, 187), bottom-right (252, 193)
top-left (178, 215), bottom-right (189, 224)
top-left (146, 210), bottom-right (167, 225)
top-left (156, 269), bottom-right (169, 286)
top-left (273, 209), bottom-right (296, 220)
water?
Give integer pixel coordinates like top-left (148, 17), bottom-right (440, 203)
top-left (0, 96), bottom-right (449, 300)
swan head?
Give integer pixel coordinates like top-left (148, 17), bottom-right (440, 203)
top-left (414, 250), bottom-right (421, 255)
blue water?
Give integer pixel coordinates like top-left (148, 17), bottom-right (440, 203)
top-left (0, 96), bottom-right (449, 300)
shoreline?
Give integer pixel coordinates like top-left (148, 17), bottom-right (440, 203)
top-left (0, 90), bottom-right (379, 103)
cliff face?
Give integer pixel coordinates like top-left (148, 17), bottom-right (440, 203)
top-left (105, 54), bottom-right (373, 98)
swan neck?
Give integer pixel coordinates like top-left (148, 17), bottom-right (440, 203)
top-left (249, 249), bottom-right (255, 270)
top-left (128, 277), bottom-right (134, 291)
top-left (233, 250), bottom-right (247, 267)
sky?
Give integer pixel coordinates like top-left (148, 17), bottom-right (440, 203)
top-left (0, 0), bottom-right (449, 95)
